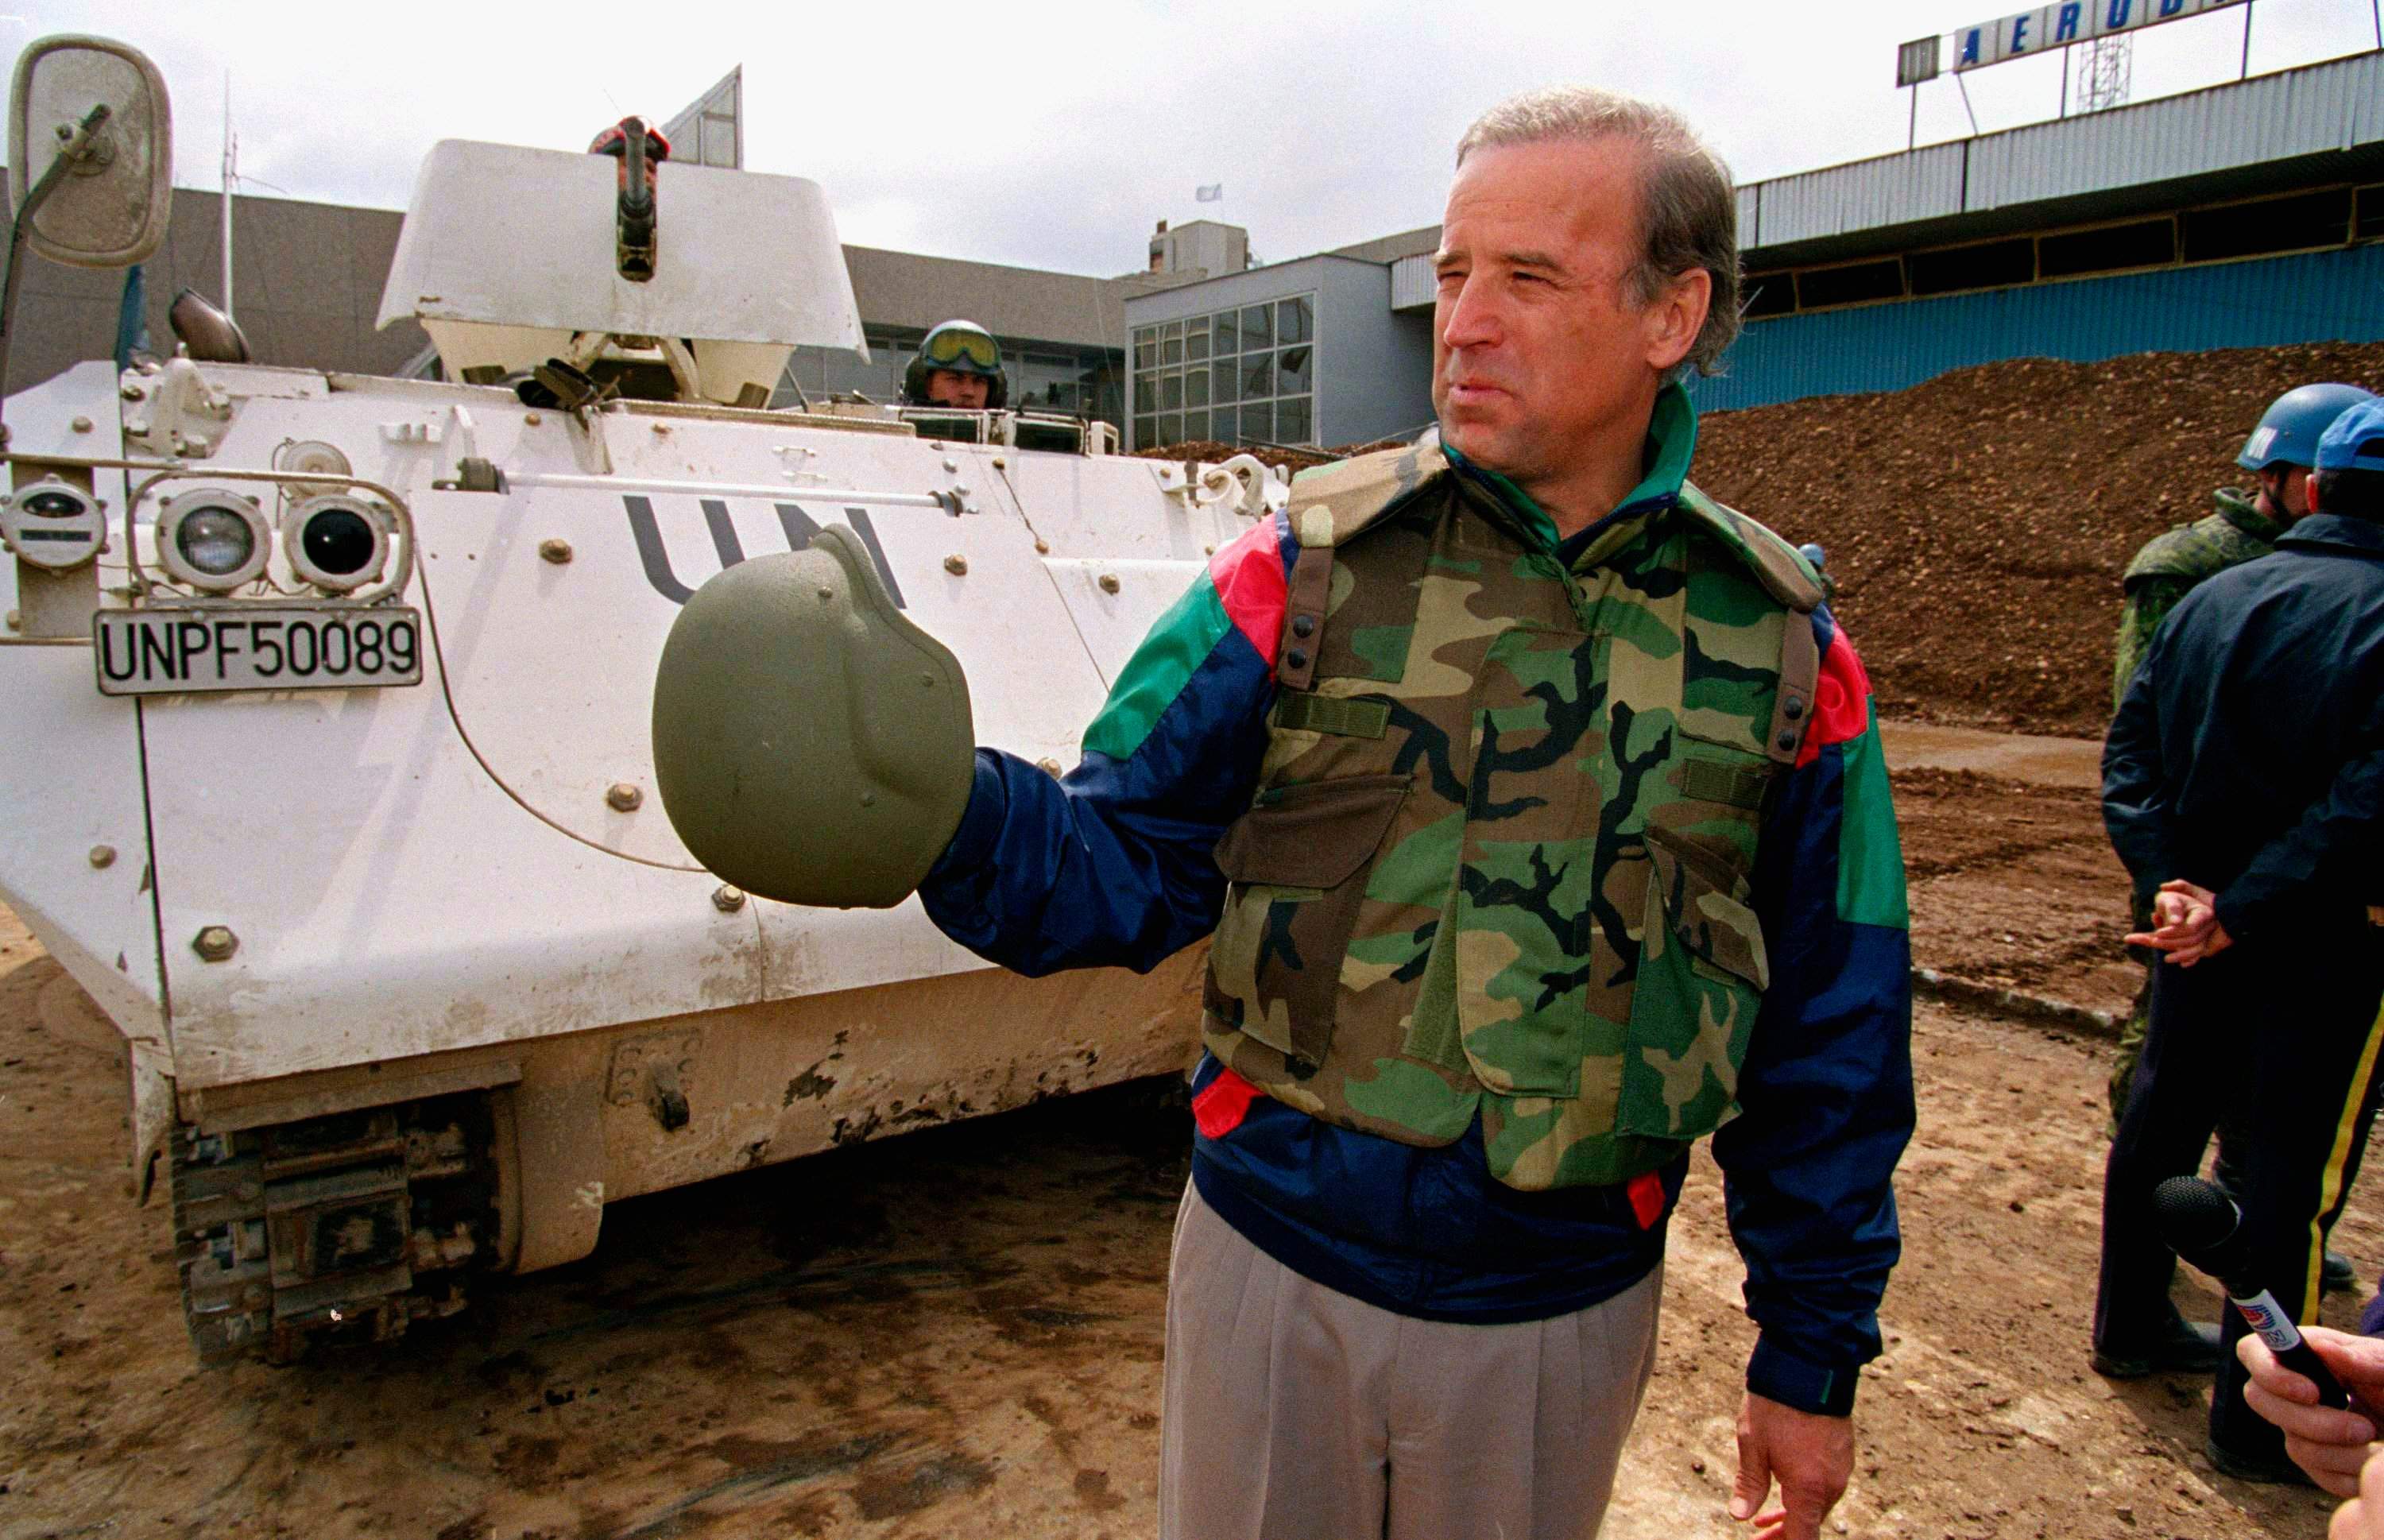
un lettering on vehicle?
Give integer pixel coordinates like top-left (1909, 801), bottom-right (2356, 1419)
top-left (623, 495), bottom-right (907, 608)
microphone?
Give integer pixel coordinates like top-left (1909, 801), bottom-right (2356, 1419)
top-left (2153, 1174), bottom-right (2349, 1408)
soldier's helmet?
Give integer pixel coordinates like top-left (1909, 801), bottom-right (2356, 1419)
top-left (2237, 382), bottom-right (2378, 471)
top-left (902, 320), bottom-right (1008, 408)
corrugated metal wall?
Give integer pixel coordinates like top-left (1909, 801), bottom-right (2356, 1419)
top-left (1390, 252), bottom-right (1434, 312)
top-left (1968, 50), bottom-right (2383, 211)
top-left (1746, 144), bottom-right (1967, 249)
top-left (1734, 50), bottom-right (2384, 250)
top-left (1688, 243), bottom-right (2384, 413)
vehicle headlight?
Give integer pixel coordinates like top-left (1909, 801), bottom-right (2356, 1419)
top-left (177, 509), bottom-right (255, 575)
top-left (282, 495), bottom-right (392, 594)
top-left (157, 489), bottom-right (271, 592)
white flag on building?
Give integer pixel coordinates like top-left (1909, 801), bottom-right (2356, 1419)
top-left (1195, 184), bottom-right (1223, 203)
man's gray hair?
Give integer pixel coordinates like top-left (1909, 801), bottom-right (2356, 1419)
top-left (1456, 87), bottom-right (1740, 377)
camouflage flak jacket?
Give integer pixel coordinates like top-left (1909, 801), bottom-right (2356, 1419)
top-left (1201, 438), bottom-right (1824, 1191)
top-left (2111, 488), bottom-right (2286, 710)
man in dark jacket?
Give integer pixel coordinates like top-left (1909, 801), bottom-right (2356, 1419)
top-left (2103, 384), bottom-right (2375, 1124)
top-left (2096, 396), bottom-right (2384, 1483)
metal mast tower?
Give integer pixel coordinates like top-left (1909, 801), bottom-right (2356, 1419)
top-left (2080, 33), bottom-right (2134, 112)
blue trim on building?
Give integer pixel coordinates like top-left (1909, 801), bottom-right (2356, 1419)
top-left (1691, 244), bottom-right (2384, 414)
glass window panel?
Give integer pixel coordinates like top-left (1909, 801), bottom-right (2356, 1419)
top-left (1162, 371), bottom-right (1183, 410)
top-left (1240, 401), bottom-right (1272, 443)
top-left (1186, 368), bottom-right (1209, 408)
top-left (1161, 335), bottom-right (1183, 365)
top-left (1132, 326), bottom-right (1155, 348)
top-left (1185, 410), bottom-right (1209, 441)
top-left (1186, 329), bottom-right (1209, 361)
top-left (1134, 416), bottom-right (1156, 448)
top-left (1162, 319), bottom-right (1183, 340)
top-left (1158, 412), bottom-right (1182, 446)
top-left (1212, 406), bottom-right (1237, 444)
top-left (1241, 304), bottom-right (1273, 350)
top-left (1241, 351), bottom-right (1274, 402)
top-left (1212, 358), bottom-right (1239, 404)
top-left (1276, 396), bottom-right (1312, 444)
top-left (1278, 344), bottom-right (1313, 396)
top-left (1134, 339), bottom-right (1156, 370)
top-left (1277, 296), bottom-right (1313, 344)
top-left (1214, 311), bottom-right (1238, 354)
top-left (1134, 375), bottom-right (1157, 415)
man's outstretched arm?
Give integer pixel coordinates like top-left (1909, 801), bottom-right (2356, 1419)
top-left (919, 515), bottom-right (1291, 976)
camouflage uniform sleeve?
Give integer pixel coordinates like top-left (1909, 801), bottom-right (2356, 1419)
top-left (918, 516), bottom-right (1288, 975)
top-left (2112, 577), bottom-right (2188, 715)
top-left (2101, 627), bottom-right (2176, 903)
top-left (1711, 611), bottom-right (1915, 1418)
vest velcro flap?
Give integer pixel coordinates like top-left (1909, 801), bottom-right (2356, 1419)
top-left (1213, 774), bottom-right (1410, 889)
top-left (1272, 691), bottom-right (1391, 739)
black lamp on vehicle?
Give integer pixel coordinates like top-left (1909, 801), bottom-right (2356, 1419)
top-left (156, 488), bottom-right (270, 593)
top-left (281, 494), bottom-right (391, 594)
top-left (0, 475), bottom-right (104, 570)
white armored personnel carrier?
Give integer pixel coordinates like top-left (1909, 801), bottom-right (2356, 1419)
top-left (0, 37), bottom-right (1282, 1363)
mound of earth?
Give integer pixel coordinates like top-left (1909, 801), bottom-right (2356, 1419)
top-left (1144, 341), bottom-right (2384, 737)
top-left (1692, 340), bottom-right (2384, 737)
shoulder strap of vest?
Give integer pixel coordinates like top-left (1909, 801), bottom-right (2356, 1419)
top-left (1276, 432), bottom-right (1449, 691)
top-left (1674, 482), bottom-right (1825, 614)
top-left (1285, 431), bottom-right (1448, 551)
top-left (1673, 483), bottom-right (1825, 765)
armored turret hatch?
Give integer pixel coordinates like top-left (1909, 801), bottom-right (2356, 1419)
top-left (374, 140), bottom-right (867, 408)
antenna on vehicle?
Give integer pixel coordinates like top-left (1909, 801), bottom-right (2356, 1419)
top-left (221, 69), bottom-right (234, 323)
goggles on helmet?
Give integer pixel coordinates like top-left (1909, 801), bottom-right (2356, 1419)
top-left (920, 327), bottom-right (1000, 373)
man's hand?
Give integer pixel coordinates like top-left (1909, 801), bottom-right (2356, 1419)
top-left (2239, 1328), bottom-right (2384, 1496)
top-left (1730, 1392), bottom-right (1852, 1540)
top-left (2123, 880), bottom-right (2235, 967)
top-left (2332, 1449), bottom-right (2384, 1540)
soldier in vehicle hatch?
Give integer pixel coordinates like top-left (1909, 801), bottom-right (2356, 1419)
top-left (901, 319), bottom-right (1008, 410)
top-left (2105, 384), bottom-right (2376, 1126)
top-left (655, 83), bottom-right (1913, 1540)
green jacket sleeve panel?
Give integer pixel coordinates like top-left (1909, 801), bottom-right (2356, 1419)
top-left (2113, 577), bottom-right (2189, 715)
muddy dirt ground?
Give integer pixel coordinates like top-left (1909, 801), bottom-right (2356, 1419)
top-left (2, 748), bottom-right (2373, 1540)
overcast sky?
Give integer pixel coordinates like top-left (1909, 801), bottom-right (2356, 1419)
top-left (18, 0), bottom-right (2383, 276)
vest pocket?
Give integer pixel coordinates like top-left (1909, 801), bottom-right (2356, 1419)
top-left (1205, 774), bottom-right (1411, 1070)
top-left (1618, 826), bottom-right (1769, 1140)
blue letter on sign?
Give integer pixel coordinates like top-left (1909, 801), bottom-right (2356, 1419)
top-left (2055, 2), bottom-right (2083, 39)
top-left (2009, 13), bottom-right (2033, 50)
top-left (1958, 25), bottom-right (1983, 64)
top-left (2158, 0), bottom-right (2184, 14)
top-left (2106, 0), bottom-right (2134, 26)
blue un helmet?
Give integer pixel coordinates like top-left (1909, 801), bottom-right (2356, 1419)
top-left (902, 320), bottom-right (1008, 409)
top-left (2236, 382), bottom-right (2378, 471)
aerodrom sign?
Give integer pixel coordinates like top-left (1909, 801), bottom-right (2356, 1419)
top-left (1952, 0), bottom-right (2245, 72)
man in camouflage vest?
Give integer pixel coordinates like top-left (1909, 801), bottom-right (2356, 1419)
top-left (2105, 383), bottom-right (2376, 1128)
top-left (918, 88), bottom-right (1914, 1540)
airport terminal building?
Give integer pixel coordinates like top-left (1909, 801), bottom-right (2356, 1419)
top-left (16, 48), bottom-right (2382, 454)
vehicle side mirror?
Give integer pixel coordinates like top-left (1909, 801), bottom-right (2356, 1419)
top-left (8, 34), bottom-right (172, 269)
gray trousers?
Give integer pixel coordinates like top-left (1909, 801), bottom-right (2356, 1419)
top-left (1159, 1180), bottom-right (1662, 1540)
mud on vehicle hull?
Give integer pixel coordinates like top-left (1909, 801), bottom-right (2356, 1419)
top-left (168, 958), bottom-right (1202, 1364)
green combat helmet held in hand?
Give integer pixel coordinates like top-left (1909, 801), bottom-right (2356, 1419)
top-left (649, 527), bottom-right (977, 908)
